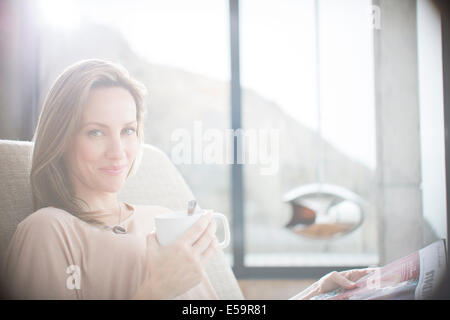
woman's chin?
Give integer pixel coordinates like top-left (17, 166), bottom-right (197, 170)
top-left (98, 179), bottom-right (126, 193)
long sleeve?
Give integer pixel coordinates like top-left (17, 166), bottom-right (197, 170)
top-left (1, 204), bottom-right (220, 300)
top-left (1, 209), bottom-right (81, 299)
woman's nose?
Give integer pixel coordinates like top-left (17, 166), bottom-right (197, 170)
top-left (106, 135), bottom-right (126, 159)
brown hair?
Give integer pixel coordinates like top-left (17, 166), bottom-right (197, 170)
top-left (30, 59), bottom-right (147, 225)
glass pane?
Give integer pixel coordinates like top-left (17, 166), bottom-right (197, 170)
top-left (240, 0), bottom-right (378, 266)
top-left (36, 0), bottom-right (232, 255)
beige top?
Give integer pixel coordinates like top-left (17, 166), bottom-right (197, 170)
top-left (1, 203), bottom-right (219, 300)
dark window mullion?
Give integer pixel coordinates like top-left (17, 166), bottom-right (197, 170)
top-left (440, 1), bottom-right (450, 252)
top-left (229, 0), bottom-right (244, 273)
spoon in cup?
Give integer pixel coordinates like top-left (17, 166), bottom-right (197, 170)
top-left (187, 200), bottom-right (197, 215)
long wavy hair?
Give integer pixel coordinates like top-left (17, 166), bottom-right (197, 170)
top-left (30, 59), bottom-right (147, 225)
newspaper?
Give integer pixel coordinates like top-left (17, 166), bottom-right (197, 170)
top-left (293, 239), bottom-right (447, 300)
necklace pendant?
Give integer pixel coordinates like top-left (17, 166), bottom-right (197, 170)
top-left (112, 225), bottom-right (127, 234)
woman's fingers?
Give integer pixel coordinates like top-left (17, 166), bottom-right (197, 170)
top-left (311, 267), bottom-right (380, 297)
top-left (322, 271), bottom-right (357, 292)
top-left (178, 212), bottom-right (213, 246)
top-left (340, 268), bottom-right (378, 282)
top-left (200, 238), bottom-right (219, 264)
top-left (192, 219), bottom-right (217, 255)
top-left (146, 231), bottom-right (159, 249)
top-left (334, 273), bottom-right (357, 289)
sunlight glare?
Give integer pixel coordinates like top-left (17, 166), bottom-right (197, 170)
top-left (37, 0), bottom-right (82, 30)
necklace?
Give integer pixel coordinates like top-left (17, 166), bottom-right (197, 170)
top-left (104, 202), bottom-right (127, 234)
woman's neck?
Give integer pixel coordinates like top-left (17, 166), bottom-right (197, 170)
top-left (76, 190), bottom-right (122, 225)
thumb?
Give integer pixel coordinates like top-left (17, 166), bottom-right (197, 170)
top-left (146, 231), bottom-right (160, 248)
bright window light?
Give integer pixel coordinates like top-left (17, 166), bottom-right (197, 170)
top-left (37, 0), bottom-right (82, 30)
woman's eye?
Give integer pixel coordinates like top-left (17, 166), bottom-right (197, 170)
top-left (123, 128), bottom-right (136, 135)
top-left (88, 129), bottom-right (103, 137)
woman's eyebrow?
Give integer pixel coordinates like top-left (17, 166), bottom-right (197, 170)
top-left (82, 121), bottom-right (137, 128)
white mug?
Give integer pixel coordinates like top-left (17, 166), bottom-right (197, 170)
top-left (154, 210), bottom-right (230, 249)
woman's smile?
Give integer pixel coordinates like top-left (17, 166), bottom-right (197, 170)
top-left (98, 165), bottom-right (127, 176)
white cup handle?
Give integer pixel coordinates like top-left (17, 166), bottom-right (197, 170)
top-left (212, 212), bottom-right (230, 249)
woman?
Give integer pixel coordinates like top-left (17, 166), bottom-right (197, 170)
top-left (1, 59), bottom-right (373, 300)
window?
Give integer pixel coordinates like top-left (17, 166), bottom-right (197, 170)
top-left (235, 0), bottom-right (378, 276)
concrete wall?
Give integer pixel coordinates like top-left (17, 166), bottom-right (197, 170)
top-left (417, 0), bottom-right (448, 244)
top-left (373, 0), bottom-right (424, 264)
top-left (0, 0), bottom-right (22, 140)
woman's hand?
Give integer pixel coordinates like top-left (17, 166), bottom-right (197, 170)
top-left (293, 268), bottom-right (378, 300)
top-left (133, 212), bottom-right (219, 300)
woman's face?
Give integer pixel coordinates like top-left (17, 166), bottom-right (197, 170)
top-left (65, 86), bottom-right (139, 196)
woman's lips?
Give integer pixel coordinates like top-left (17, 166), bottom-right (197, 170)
top-left (99, 165), bottom-right (127, 176)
